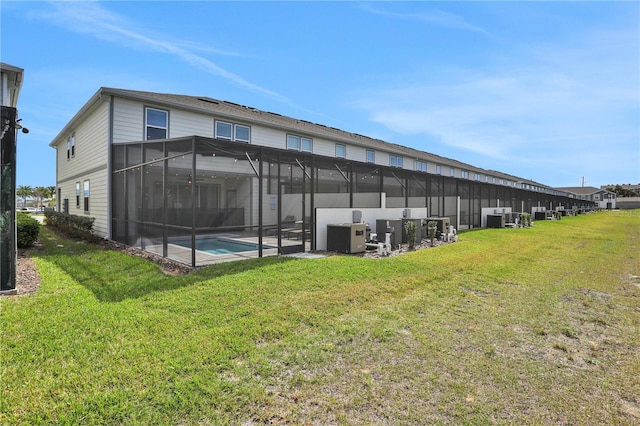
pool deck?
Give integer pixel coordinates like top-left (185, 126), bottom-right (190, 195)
top-left (142, 234), bottom-right (310, 266)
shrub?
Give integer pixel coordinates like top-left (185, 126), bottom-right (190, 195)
top-left (404, 220), bottom-right (417, 250)
top-left (16, 212), bottom-right (40, 248)
top-left (427, 220), bottom-right (438, 246)
top-left (44, 211), bottom-right (95, 239)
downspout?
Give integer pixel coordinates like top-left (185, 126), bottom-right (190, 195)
top-left (106, 94), bottom-right (113, 239)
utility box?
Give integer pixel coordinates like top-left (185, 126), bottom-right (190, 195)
top-left (534, 211), bottom-right (547, 221)
top-left (425, 217), bottom-right (451, 235)
top-left (401, 218), bottom-right (422, 243)
top-left (486, 214), bottom-right (505, 228)
top-left (376, 219), bottom-right (403, 247)
top-left (327, 223), bottom-right (366, 254)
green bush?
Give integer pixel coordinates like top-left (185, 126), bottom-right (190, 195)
top-left (16, 212), bottom-right (40, 248)
top-left (44, 211), bottom-right (95, 239)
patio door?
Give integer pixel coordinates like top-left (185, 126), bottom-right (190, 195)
top-left (279, 155), bottom-right (307, 254)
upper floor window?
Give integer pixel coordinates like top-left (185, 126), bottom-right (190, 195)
top-left (216, 120), bottom-right (250, 143)
top-left (461, 171), bottom-right (469, 179)
top-left (390, 155), bottom-right (403, 168)
top-left (366, 150), bottom-right (375, 163)
top-left (436, 165), bottom-right (442, 175)
top-left (66, 138), bottom-right (71, 160)
top-left (145, 107), bottom-right (168, 140)
top-left (287, 135), bottom-right (313, 152)
top-left (475, 173), bottom-right (481, 181)
top-left (416, 160), bottom-right (428, 172)
top-left (450, 168), bottom-right (455, 177)
top-left (70, 133), bottom-right (75, 157)
top-left (335, 144), bottom-right (346, 158)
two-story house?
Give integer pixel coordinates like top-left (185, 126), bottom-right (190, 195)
top-left (50, 88), bottom-right (588, 266)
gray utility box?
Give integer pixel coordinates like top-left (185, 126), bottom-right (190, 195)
top-left (425, 217), bottom-right (451, 235)
top-left (401, 218), bottom-right (423, 243)
top-left (534, 211), bottom-right (547, 221)
top-left (375, 219), bottom-right (403, 247)
top-left (327, 223), bottom-right (366, 254)
top-left (486, 214), bottom-right (505, 228)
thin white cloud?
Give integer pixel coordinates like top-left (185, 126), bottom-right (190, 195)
top-left (351, 25), bottom-right (639, 183)
top-left (36, 1), bottom-right (293, 105)
top-left (360, 3), bottom-right (490, 35)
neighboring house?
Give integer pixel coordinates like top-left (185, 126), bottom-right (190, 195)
top-left (50, 88), bottom-right (591, 266)
top-left (555, 186), bottom-right (617, 209)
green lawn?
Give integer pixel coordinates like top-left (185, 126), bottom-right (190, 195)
top-left (1, 210), bottom-right (639, 425)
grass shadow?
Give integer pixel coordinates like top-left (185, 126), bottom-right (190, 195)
top-left (32, 227), bottom-right (297, 303)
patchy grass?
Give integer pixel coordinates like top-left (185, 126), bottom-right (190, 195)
top-left (1, 210), bottom-right (639, 424)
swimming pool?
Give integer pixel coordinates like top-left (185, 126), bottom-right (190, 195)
top-left (174, 237), bottom-right (275, 255)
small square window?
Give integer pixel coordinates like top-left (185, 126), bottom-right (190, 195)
top-left (287, 135), bottom-right (300, 150)
top-left (215, 121), bottom-right (233, 140)
top-left (301, 137), bottom-right (313, 152)
top-left (235, 125), bottom-right (250, 142)
top-left (366, 150), bottom-right (375, 163)
top-left (335, 144), bottom-right (346, 158)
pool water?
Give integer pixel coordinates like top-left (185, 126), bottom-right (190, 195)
top-left (176, 237), bottom-right (275, 255)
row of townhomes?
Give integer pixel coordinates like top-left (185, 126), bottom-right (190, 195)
top-left (50, 88), bottom-right (595, 266)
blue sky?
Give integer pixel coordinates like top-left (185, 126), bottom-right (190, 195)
top-left (2, 1), bottom-right (638, 189)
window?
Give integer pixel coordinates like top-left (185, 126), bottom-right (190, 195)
top-left (450, 168), bottom-right (455, 177)
top-left (216, 120), bottom-right (250, 143)
top-left (301, 137), bottom-right (312, 152)
top-left (366, 150), bottom-right (375, 163)
top-left (335, 144), bottom-right (346, 158)
top-left (461, 171), bottom-right (469, 179)
top-left (75, 182), bottom-right (80, 208)
top-left (416, 160), bottom-right (428, 172)
top-left (70, 133), bottom-right (76, 157)
top-left (215, 121), bottom-right (233, 139)
top-left (287, 135), bottom-right (300, 150)
top-left (83, 180), bottom-right (90, 213)
top-left (234, 124), bottom-right (250, 143)
top-left (390, 155), bottom-right (403, 168)
top-left (145, 107), bottom-right (168, 140)
top-left (66, 137), bottom-right (71, 160)
top-left (287, 135), bottom-right (312, 152)
top-left (475, 173), bottom-right (481, 181)
top-left (436, 165), bottom-right (442, 175)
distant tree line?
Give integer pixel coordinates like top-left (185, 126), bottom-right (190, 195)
top-left (16, 185), bottom-right (56, 209)
top-left (606, 185), bottom-right (640, 198)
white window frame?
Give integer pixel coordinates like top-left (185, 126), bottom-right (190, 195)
top-left (287, 134), bottom-right (313, 152)
top-left (366, 150), bottom-right (375, 163)
top-left (335, 144), bottom-right (346, 158)
top-left (287, 135), bottom-right (300, 150)
top-left (450, 168), bottom-right (455, 177)
top-left (75, 182), bottom-right (80, 208)
top-left (70, 133), bottom-right (76, 158)
top-left (416, 160), bottom-right (427, 172)
top-left (66, 137), bottom-right (71, 160)
top-left (436, 165), bottom-right (442, 175)
top-left (301, 137), bottom-right (313, 153)
top-left (145, 107), bottom-right (168, 140)
top-left (390, 155), bottom-right (403, 168)
top-left (83, 180), bottom-right (90, 213)
top-left (215, 120), bottom-right (233, 140)
top-left (234, 124), bottom-right (250, 143)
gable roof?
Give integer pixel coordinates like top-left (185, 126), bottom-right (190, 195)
top-left (51, 87), bottom-right (558, 192)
